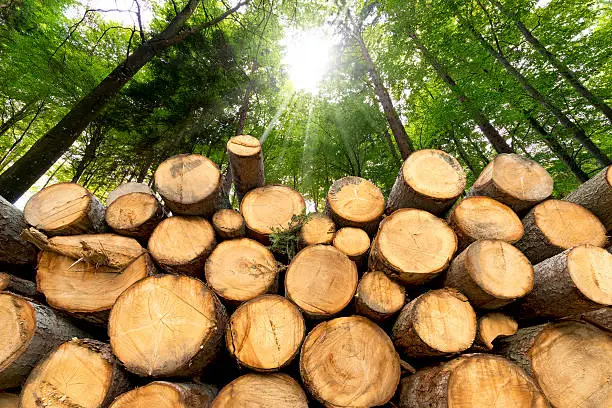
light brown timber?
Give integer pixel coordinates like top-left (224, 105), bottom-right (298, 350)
top-left (227, 135), bottom-right (265, 202)
top-left (332, 227), bottom-right (370, 266)
top-left (105, 182), bottom-right (154, 206)
top-left (109, 381), bottom-right (217, 408)
top-left (106, 192), bottom-right (165, 240)
top-left (354, 271), bottom-right (405, 322)
top-left (298, 213), bottom-right (335, 247)
top-left (564, 165), bottom-right (612, 231)
top-left (212, 209), bottom-right (246, 240)
top-left (211, 373), bottom-right (308, 408)
top-left (476, 313), bottom-right (518, 350)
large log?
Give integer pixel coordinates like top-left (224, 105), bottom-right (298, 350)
top-left (444, 240), bottom-right (533, 309)
top-left (148, 216), bottom-right (216, 277)
top-left (516, 245), bottom-right (612, 319)
top-left (212, 209), bottom-right (246, 240)
top-left (227, 135), bottom-right (265, 202)
top-left (23, 183), bottom-right (106, 235)
top-left (105, 181), bottom-right (154, 206)
top-left (476, 313), bottom-right (518, 350)
top-left (498, 320), bottom-right (612, 408)
top-left (106, 192), bottom-right (164, 241)
top-left (0, 196), bottom-right (37, 266)
top-left (211, 373), bottom-right (308, 408)
top-left (109, 274), bottom-right (227, 378)
top-left (110, 381), bottom-right (217, 408)
top-left (0, 272), bottom-right (37, 297)
top-left (298, 212), bottom-right (335, 247)
top-left (515, 199), bottom-right (607, 264)
top-left (226, 295), bottom-right (305, 371)
top-left (0, 293), bottom-right (89, 389)
top-left (369, 208), bottom-right (457, 285)
top-left (300, 316), bottom-right (400, 407)
top-left (392, 288), bottom-right (477, 358)
top-left (467, 153), bottom-right (553, 213)
top-left (447, 196), bottom-right (523, 250)
top-left (205, 238), bottom-right (279, 304)
top-left (324, 176), bottom-right (384, 234)
top-left (154, 154), bottom-right (221, 216)
top-left (19, 339), bottom-right (130, 408)
top-left (285, 245), bottom-right (357, 318)
top-left (565, 165), bottom-right (612, 230)
top-left (386, 149), bottom-right (466, 215)
top-left (399, 354), bottom-right (549, 408)
top-left (354, 271), bottom-right (405, 322)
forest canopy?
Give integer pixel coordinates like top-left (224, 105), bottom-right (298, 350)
top-left (0, 0), bottom-right (610, 209)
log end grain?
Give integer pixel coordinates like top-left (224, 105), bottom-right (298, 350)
top-left (106, 192), bottom-right (164, 239)
top-left (477, 313), bottom-right (518, 349)
top-left (106, 182), bottom-right (154, 206)
top-left (355, 271), bottom-right (405, 321)
top-left (0, 293), bottom-right (36, 372)
top-left (567, 245), bottom-right (612, 306)
top-left (332, 227), bottom-right (370, 261)
top-left (325, 176), bottom-right (384, 233)
top-left (212, 209), bottom-right (246, 240)
top-left (110, 381), bottom-right (217, 408)
top-left (212, 373), bottom-right (308, 408)
top-left (299, 213), bottom-right (335, 247)
top-left (227, 135), bottom-right (262, 157)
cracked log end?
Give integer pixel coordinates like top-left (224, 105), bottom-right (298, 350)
top-left (212, 373), bottom-right (308, 408)
top-left (325, 176), bottom-right (384, 234)
top-left (110, 381), bottom-right (217, 408)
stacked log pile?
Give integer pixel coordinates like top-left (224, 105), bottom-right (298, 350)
top-left (0, 141), bottom-right (611, 408)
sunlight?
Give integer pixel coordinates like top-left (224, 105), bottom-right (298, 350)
top-left (283, 29), bottom-right (333, 94)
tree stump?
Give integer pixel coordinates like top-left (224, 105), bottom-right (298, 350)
top-left (211, 373), bottom-right (308, 408)
top-left (110, 381), bottom-right (217, 408)
top-left (227, 135), bottom-right (265, 202)
top-left (106, 192), bottom-right (164, 241)
top-left (0, 196), bottom-right (37, 266)
top-left (212, 209), bottom-right (246, 240)
top-left (476, 313), bottom-right (518, 350)
top-left (105, 182), bottom-right (154, 206)
top-left (298, 213), bottom-right (335, 247)
top-left (332, 227), bottom-right (370, 267)
top-left (565, 165), bottom-right (612, 231)
top-left (354, 271), bottom-right (405, 322)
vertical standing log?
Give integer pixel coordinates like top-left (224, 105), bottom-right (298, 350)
top-left (0, 196), bottom-right (37, 266)
top-left (227, 135), bottom-right (265, 202)
top-left (354, 271), bottom-right (405, 322)
top-left (212, 209), bottom-right (246, 240)
top-left (212, 374), bottom-right (308, 408)
top-left (298, 213), bottom-right (335, 247)
top-left (565, 166), bottom-right (612, 231)
top-left (110, 381), bottom-right (217, 408)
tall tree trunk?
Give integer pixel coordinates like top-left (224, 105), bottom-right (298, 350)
top-left (490, 0), bottom-right (612, 125)
top-left (406, 29), bottom-right (514, 154)
top-left (71, 122), bottom-right (106, 183)
top-left (0, 0), bottom-right (248, 203)
top-left (463, 19), bottom-right (611, 167)
top-left (0, 101), bottom-right (31, 138)
top-left (450, 128), bottom-right (477, 174)
top-left (379, 130), bottom-right (402, 163)
top-left (0, 101), bottom-right (45, 170)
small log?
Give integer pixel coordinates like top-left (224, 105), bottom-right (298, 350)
top-left (23, 182), bottom-right (106, 235)
top-left (0, 196), bottom-right (37, 266)
top-left (148, 216), bottom-right (216, 277)
top-left (106, 192), bottom-right (165, 240)
top-left (386, 149), bottom-right (466, 215)
top-left (444, 240), bottom-right (533, 309)
top-left (300, 316), bottom-right (400, 407)
top-left (476, 313), bottom-right (518, 350)
top-left (0, 293), bottom-right (89, 389)
top-left (227, 135), bottom-right (265, 202)
top-left (109, 274), bottom-right (227, 378)
top-left (516, 245), bottom-right (612, 320)
top-left (467, 153), bottom-right (553, 213)
top-left (205, 238), bottom-right (279, 304)
top-left (212, 373), bottom-right (308, 408)
top-left (110, 381), bottom-right (217, 408)
top-left (154, 154), bottom-right (221, 216)
top-left (399, 354), bottom-right (549, 408)
top-left (285, 245), bottom-right (357, 318)
top-left (565, 165), bottom-right (612, 231)
top-left (332, 227), bottom-right (370, 267)
top-left (498, 320), bottom-right (612, 408)
top-left (241, 185), bottom-right (306, 244)
top-left (515, 200), bottom-right (607, 264)
top-left (298, 213), bottom-right (335, 247)
top-left (354, 271), bottom-right (405, 322)
top-left (392, 288), bottom-right (477, 358)
top-left (0, 272), bottom-right (37, 297)
top-left (579, 307), bottom-right (612, 332)
top-left (226, 295), bottom-right (305, 371)
top-left (447, 196), bottom-right (523, 250)
top-left (212, 209), bottom-right (246, 240)
top-left (0, 393), bottom-right (18, 407)
top-left (105, 182), bottom-right (154, 206)
top-left (369, 209), bottom-right (457, 285)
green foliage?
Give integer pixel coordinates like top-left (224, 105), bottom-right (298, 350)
top-left (268, 209), bottom-right (312, 260)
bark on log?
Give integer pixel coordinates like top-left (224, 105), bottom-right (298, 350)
top-left (498, 320), bottom-right (612, 408)
top-left (369, 209), bottom-right (457, 285)
top-left (285, 245), bottom-right (357, 318)
top-left (227, 135), bottom-right (265, 202)
top-left (211, 373), bottom-right (308, 408)
top-left (298, 213), bottom-right (335, 247)
top-left (109, 274), bottom-right (227, 378)
top-left (467, 153), bottom-right (553, 213)
top-left (354, 271), bottom-right (405, 322)
top-left (106, 192), bottom-right (165, 241)
top-left (0, 272), bottom-right (37, 298)
top-left (444, 240), bottom-right (533, 309)
top-left (0, 293), bottom-right (89, 389)
top-left (386, 149), bottom-right (466, 215)
top-left (515, 200), bottom-right (607, 264)
top-left (580, 307), bottom-right (612, 332)
top-left (565, 165), bottom-right (612, 231)
top-left (324, 176), bottom-right (385, 235)
top-left (105, 182), bottom-right (154, 206)
top-left (23, 183), bottom-right (106, 235)
top-left (212, 209), bottom-right (246, 240)
top-left (110, 381), bottom-right (217, 408)
top-left (154, 154), bottom-right (221, 216)
top-left (19, 339), bottom-right (130, 408)
top-left (476, 313), bottom-right (518, 350)
top-left (300, 316), bottom-right (400, 407)
top-left (332, 227), bottom-right (370, 267)
top-left (0, 196), bottom-right (37, 266)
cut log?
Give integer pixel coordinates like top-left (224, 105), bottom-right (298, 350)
top-left (444, 240), bottom-right (533, 309)
top-left (0, 293), bottom-right (89, 389)
top-left (354, 271), bottom-right (405, 322)
top-left (498, 320), bottom-right (612, 408)
top-left (298, 213), bottom-right (335, 247)
top-left (580, 307), bottom-right (612, 332)
top-left (515, 199), bottom-right (607, 264)
top-left (211, 373), bottom-right (308, 408)
top-left (300, 316), bottom-right (400, 407)
top-left (105, 182), bottom-right (154, 206)
top-left (332, 227), bottom-right (370, 267)
top-left (0, 272), bottom-right (37, 297)
top-left (565, 165), bottom-right (612, 230)
top-left (110, 381), bottom-right (217, 408)
top-left (109, 274), bottom-right (227, 377)
top-left (516, 245), bottom-right (612, 319)
top-left (23, 182), bottom-right (106, 235)
top-left (154, 154), bottom-right (221, 216)
top-left (325, 176), bottom-right (385, 235)
top-left (148, 216), bottom-right (216, 276)
top-left (386, 149), bottom-right (466, 215)
top-left (369, 208), bottom-right (457, 285)
top-left (476, 313), bottom-right (518, 350)
top-left (0, 393), bottom-right (18, 407)
top-left (241, 185), bottom-right (306, 244)
top-left (0, 196), bottom-right (37, 266)
top-left (226, 295), bottom-right (305, 371)
top-left (399, 354), bottom-right (549, 408)
top-left (19, 339), bottom-right (130, 408)
top-left (205, 238), bottom-right (279, 304)
top-left (467, 153), bottom-right (554, 213)
top-left (447, 196), bottom-right (523, 250)
top-left (227, 135), bottom-right (265, 202)
top-left (392, 288), bottom-right (477, 358)
top-left (285, 245), bottom-right (358, 318)
top-left (212, 209), bottom-right (246, 240)
top-left (106, 192), bottom-right (165, 240)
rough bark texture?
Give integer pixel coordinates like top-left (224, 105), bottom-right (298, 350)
top-left (0, 196), bottom-right (37, 266)
top-left (109, 381), bottom-right (218, 408)
top-left (227, 135), bottom-right (265, 203)
top-left (580, 307), bottom-right (612, 332)
top-left (565, 166), bottom-right (612, 231)
top-left (0, 272), bottom-right (37, 297)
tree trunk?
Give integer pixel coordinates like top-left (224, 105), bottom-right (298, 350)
top-left (227, 135), bottom-right (265, 202)
top-left (580, 307), bottom-right (612, 332)
top-left (212, 374), bottom-right (308, 408)
top-left (355, 271), bottom-right (405, 322)
top-left (0, 195), bottom-right (37, 266)
top-left (379, 130), bottom-right (402, 163)
top-left (0, 272), bottom-right (38, 297)
top-left (0, 101), bottom-right (31, 138)
top-left (110, 382), bottom-right (217, 408)
top-left (0, 101), bottom-right (45, 170)
top-left (211, 209), bottom-right (246, 240)
top-left (450, 128), bottom-right (477, 174)
top-left (71, 122), bottom-right (106, 183)
top-left (564, 165), bottom-right (612, 231)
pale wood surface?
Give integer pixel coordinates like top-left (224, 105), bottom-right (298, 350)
top-left (211, 373), bottom-right (308, 408)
